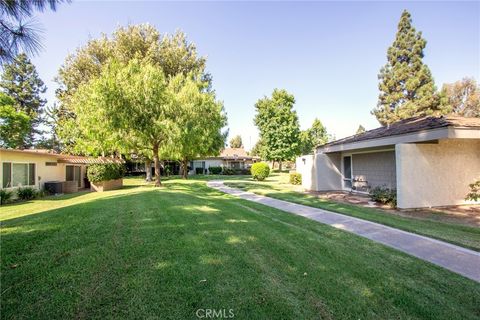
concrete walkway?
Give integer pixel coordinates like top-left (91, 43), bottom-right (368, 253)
top-left (207, 180), bottom-right (480, 283)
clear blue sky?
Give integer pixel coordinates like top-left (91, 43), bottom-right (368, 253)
top-left (32, 1), bottom-right (479, 150)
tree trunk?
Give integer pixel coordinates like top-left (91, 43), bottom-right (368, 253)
top-left (153, 143), bottom-right (162, 187)
top-left (182, 159), bottom-right (188, 179)
top-left (278, 160), bottom-right (283, 172)
top-left (145, 159), bottom-right (152, 181)
top-left (272, 160), bottom-right (275, 171)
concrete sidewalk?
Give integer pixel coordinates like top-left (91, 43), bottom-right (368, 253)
top-left (207, 180), bottom-right (480, 283)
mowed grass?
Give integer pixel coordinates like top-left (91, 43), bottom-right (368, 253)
top-left (1, 178), bottom-right (480, 319)
top-left (224, 173), bottom-right (480, 252)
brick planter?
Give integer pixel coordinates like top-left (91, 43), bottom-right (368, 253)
top-left (63, 181), bottom-right (78, 194)
top-left (90, 178), bottom-right (123, 192)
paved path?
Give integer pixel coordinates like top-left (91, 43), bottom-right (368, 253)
top-left (207, 180), bottom-right (480, 283)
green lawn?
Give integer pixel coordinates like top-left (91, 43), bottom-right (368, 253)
top-left (1, 177), bottom-right (479, 319)
top-left (223, 173), bottom-right (480, 252)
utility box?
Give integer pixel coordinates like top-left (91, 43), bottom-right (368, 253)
top-left (44, 181), bottom-right (63, 194)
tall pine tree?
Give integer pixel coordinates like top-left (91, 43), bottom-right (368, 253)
top-left (1, 53), bottom-right (46, 147)
top-left (372, 10), bottom-right (445, 125)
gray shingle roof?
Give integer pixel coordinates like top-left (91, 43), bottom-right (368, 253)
top-left (319, 115), bottom-right (480, 148)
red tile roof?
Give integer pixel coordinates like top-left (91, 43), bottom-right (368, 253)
top-left (0, 149), bottom-right (124, 164)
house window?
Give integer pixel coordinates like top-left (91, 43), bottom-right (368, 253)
top-left (2, 162), bottom-right (36, 188)
top-left (45, 162), bottom-right (57, 166)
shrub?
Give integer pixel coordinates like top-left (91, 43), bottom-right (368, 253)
top-left (17, 186), bottom-right (37, 200)
top-left (369, 186), bottom-right (397, 208)
top-left (87, 163), bottom-right (125, 183)
top-left (209, 166), bottom-right (222, 174)
top-left (251, 162), bottom-right (270, 181)
top-left (0, 189), bottom-right (13, 205)
top-left (466, 180), bottom-right (480, 202)
top-left (195, 167), bottom-right (205, 175)
top-left (289, 172), bottom-right (302, 185)
top-left (222, 168), bottom-right (250, 175)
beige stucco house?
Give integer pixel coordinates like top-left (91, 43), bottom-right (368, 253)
top-left (296, 116), bottom-right (480, 209)
top-left (190, 148), bottom-right (260, 174)
top-left (0, 149), bottom-right (122, 193)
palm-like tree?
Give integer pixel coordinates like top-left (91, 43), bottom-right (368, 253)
top-left (0, 0), bottom-right (69, 65)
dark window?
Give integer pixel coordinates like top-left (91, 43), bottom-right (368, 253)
top-left (343, 156), bottom-right (352, 189)
top-left (2, 162), bottom-right (11, 188)
top-left (29, 163), bottom-right (35, 186)
top-left (66, 165), bottom-right (74, 181)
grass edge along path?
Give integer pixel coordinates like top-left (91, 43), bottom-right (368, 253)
top-left (223, 180), bottom-right (480, 252)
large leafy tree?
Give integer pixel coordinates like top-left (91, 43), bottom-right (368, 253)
top-left (254, 89), bottom-right (301, 170)
top-left (299, 118), bottom-right (329, 155)
top-left (70, 60), bottom-right (172, 186)
top-left (229, 135), bottom-right (243, 148)
top-left (440, 77), bottom-right (480, 117)
top-left (372, 10), bottom-right (446, 125)
top-left (0, 92), bottom-right (30, 148)
top-left (1, 53), bottom-right (46, 147)
top-left (164, 74), bottom-right (227, 179)
top-left (1, 0), bottom-right (69, 64)
top-left (55, 24), bottom-right (208, 176)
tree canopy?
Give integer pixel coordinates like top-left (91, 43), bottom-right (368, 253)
top-left (0, 92), bottom-right (30, 148)
top-left (55, 24), bottom-right (208, 155)
top-left (440, 78), bottom-right (480, 118)
top-left (254, 89), bottom-right (301, 169)
top-left (299, 118), bottom-right (329, 155)
top-left (68, 59), bottom-right (172, 186)
top-left (162, 73), bottom-right (227, 178)
top-left (229, 135), bottom-right (243, 148)
top-left (372, 10), bottom-right (447, 125)
top-left (1, 53), bottom-right (46, 147)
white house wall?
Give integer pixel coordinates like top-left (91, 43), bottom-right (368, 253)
top-left (0, 151), bottom-right (86, 189)
top-left (295, 155), bottom-right (315, 190)
top-left (396, 139), bottom-right (480, 209)
top-left (302, 152), bottom-right (343, 191)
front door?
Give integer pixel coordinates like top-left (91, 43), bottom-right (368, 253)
top-left (343, 156), bottom-right (352, 189)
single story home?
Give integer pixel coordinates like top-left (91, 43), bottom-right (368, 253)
top-left (0, 149), bottom-right (123, 193)
top-left (190, 148), bottom-right (260, 174)
top-left (296, 116), bottom-right (480, 209)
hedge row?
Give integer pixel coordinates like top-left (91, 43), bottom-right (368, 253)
top-left (87, 163), bottom-right (126, 183)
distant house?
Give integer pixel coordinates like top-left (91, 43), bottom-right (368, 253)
top-left (190, 148), bottom-right (260, 174)
top-left (296, 116), bottom-right (480, 209)
top-left (0, 149), bottom-right (123, 193)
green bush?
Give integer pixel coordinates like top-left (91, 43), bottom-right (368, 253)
top-left (251, 162), bottom-right (270, 181)
top-left (466, 180), bottom-right (480, 201)
top-left (0, 189), bottom-right (13, 205)
top-left (195, 167), bottom-right (205, 175)
top-left (17, 186), bottom-right (37, 200)
top-left (209, 166), bottom-right (222, 174)
top-left (289, 172), bottom-right (302, 185)
top-left (87, 163), bottom-right (126, 183)
top-left (369, 186), bottom-right (397, 208)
